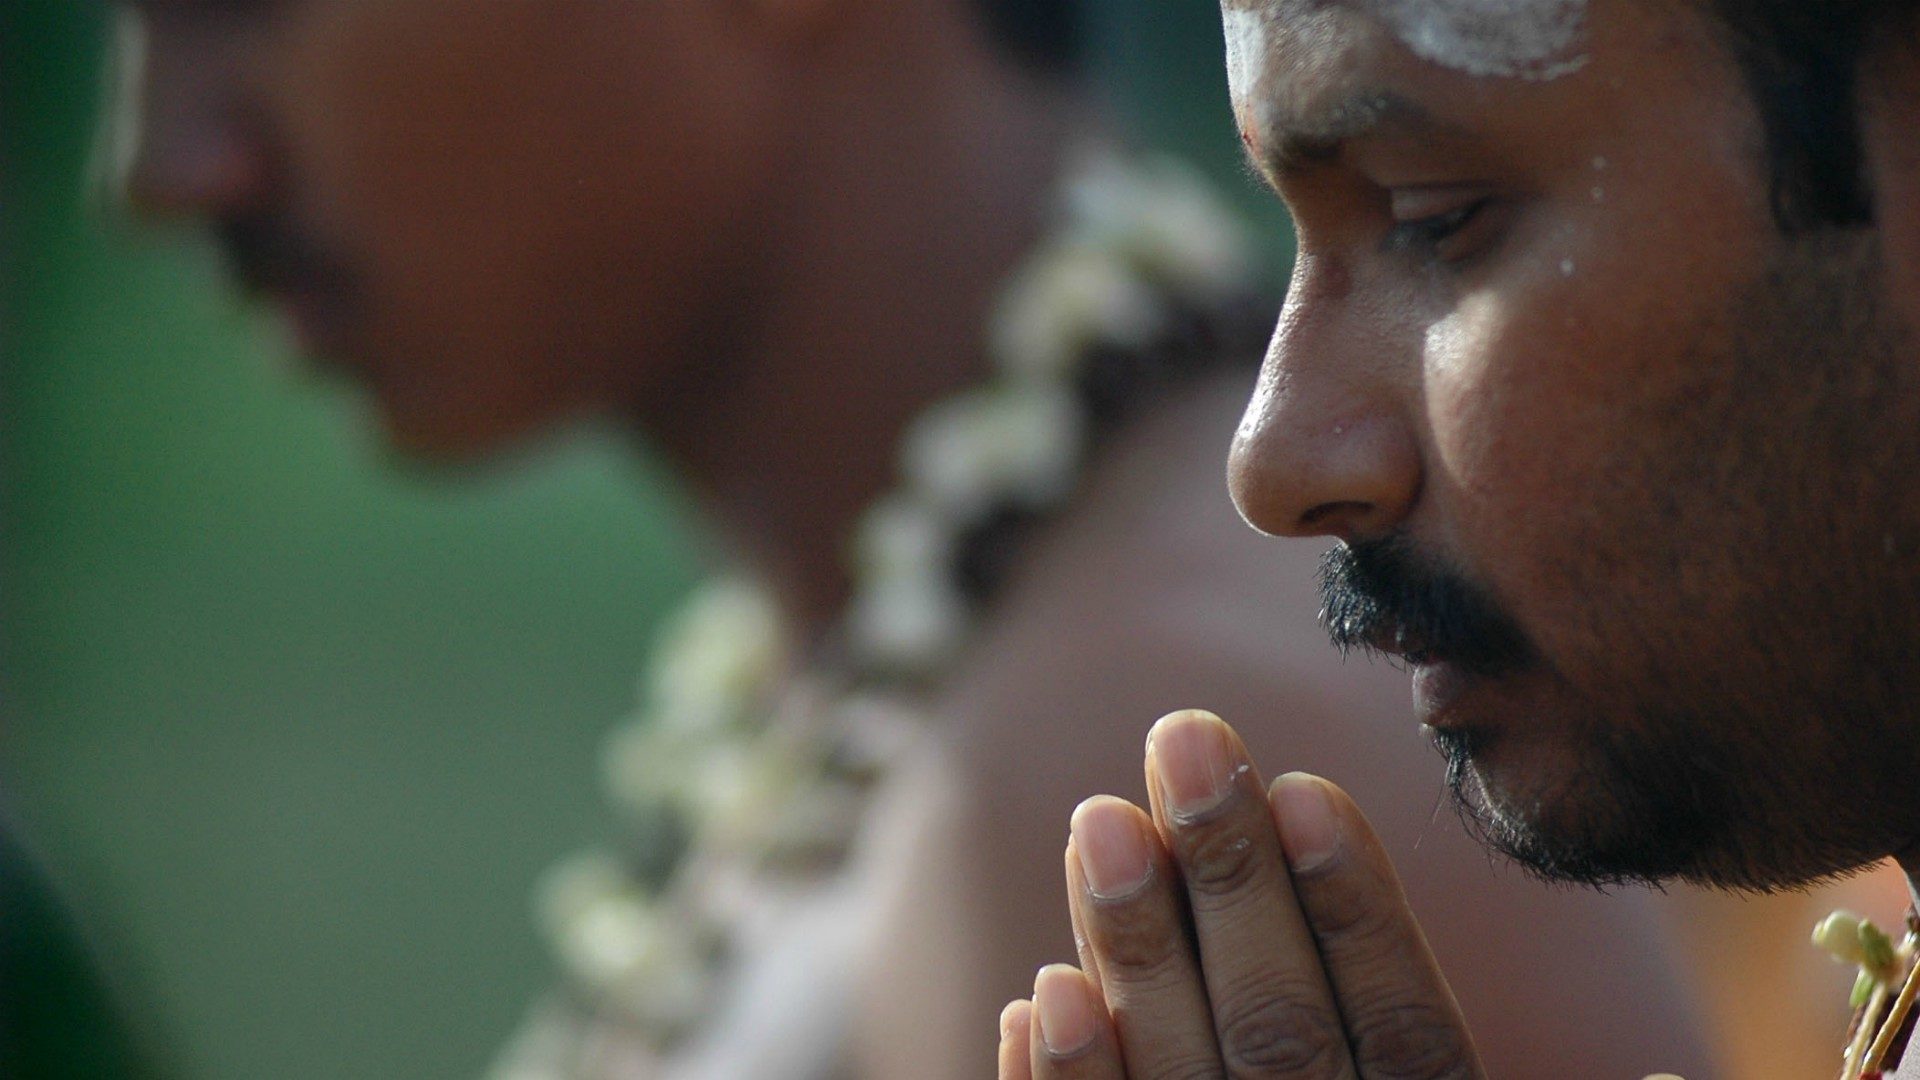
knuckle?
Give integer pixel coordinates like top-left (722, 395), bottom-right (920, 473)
top-left (1087, 905), bottom-right (1188, 980)
top-left (1306, 884), bottom-right (1395, 944)
top-left (1151, 1053), bottom-right (1229, 1080)
top-left (1297, 865), bottom-right (1398, 943)
top-left (1348, 1000), bottom-right (1476, 1080)
top-left (1175, 820), bottom-right (1265, 898)
top-left (1213, 991), bottom-right (1347, 1078)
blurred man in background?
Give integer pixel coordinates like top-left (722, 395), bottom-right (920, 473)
top-left (110, 0), bottom-right (1726, 1076)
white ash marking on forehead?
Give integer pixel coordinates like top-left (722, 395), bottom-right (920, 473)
top-left (1368, 0), bottom-right (1589, 80)
top-left (1223, 7), bottom-right (1266, 99)
top-left (1233, 0), bottom-right (1590, 83)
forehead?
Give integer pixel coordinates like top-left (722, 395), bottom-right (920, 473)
top-left (1229, 0), bottom-right (1592, 84)
top-left (1222, 0), bottom-right (1741, 172)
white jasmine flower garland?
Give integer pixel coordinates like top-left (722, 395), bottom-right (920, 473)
top-left (493, 146), bottom-right (1265, 1079)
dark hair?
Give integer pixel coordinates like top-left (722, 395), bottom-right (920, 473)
top-left (969, 0), bottom-right (1082, 75)
top-left (1709, 0), bottom-right (1919, 230)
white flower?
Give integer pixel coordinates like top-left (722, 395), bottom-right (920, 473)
top-left (988, 385), bottom-right (1086, 507)
top-left (988, 239), bottom-right (1166, 383)
top-left (756, 780), bottom-right (865, 856)
top-left (844, 570), bottom-right (968, 675)
top-left (898, 390), bottom-right (1007, 520)
top-left (684, 738), bottom-right (772, 842)
top-left (1066, 151), bottom-right (1254, 298)
top-left (898, 385), bottom-right (1086, 521)
top-left (851, 497), bottom-right (956, 584)
top-left (601, 719), bottom-right (700, 822)
top-left (1122, 173), bottom-right (1255, 296)
top-left (536, 857), bottom-right (711, 1027)
top-left (643, 580), bottom-right (785, 735)
top-left (604, 720), bottom-right (807, 843)
top-left (536, 851), bottom-right (636, 937)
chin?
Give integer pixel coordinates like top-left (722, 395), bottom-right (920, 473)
top-left (360, 374), bottom-right (582, 466)
top-left (1434, 705), bottom-right (1707, 889)
top-left (1437, 700), bottom-right (1882, 893)
top-left (367, 402), bottom-right (544, 467)
top-left (1446, 755), bottom-right (1669, 888)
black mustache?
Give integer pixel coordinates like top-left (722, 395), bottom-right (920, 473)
top-left (1317, 535), bottom-right (1536, 677)
top-left (217, 215), bottom-right (348, 297)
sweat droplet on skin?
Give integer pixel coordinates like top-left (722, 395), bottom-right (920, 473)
top-left (1560, 258), bottom-right (1576, 276)
top-left (1591, 186), bottom-right (1606, 202)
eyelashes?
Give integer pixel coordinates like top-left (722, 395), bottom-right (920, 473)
top-left (1383, 197), bottom-right (1492, 259)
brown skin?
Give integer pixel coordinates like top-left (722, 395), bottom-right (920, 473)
top-left (121, 1), bottom-right (783, 452)
top-left (873, 379), bottom-right (1715, 1080)
top-left (116, 0), bottom-right (1069, 630)
top-left (993, 0), bottom-right (1920, 1076)
top-left (1228, 0), bottom-right (1920, 894)
top-left (110, 0), bottom-right (1733, 1074)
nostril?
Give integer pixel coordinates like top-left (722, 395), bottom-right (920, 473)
top-left (1298, 500), bottom-right (1372, 535)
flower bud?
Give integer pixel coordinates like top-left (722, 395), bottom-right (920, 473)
top-left (1814, 910), bottom-right (1869, 966)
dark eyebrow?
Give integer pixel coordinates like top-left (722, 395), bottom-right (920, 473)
top-left (1249, 90), bottom-right (1457, 177)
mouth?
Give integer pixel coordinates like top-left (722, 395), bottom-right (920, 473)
top-left (1410, 658), bottom-right (1478, 730)
top-left (1318, 536), bottom-right (1540, 731)
top-left (1356, 626), bottom-right (1477, 729)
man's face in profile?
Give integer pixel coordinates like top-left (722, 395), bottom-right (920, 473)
top-left (1226, 0), bottom-right (1920, 890)
top-left (114, 0), bottom-right (783, 458)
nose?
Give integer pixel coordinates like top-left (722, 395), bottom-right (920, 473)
top-left (1228, 254), bottom-right (1422, 541)
top-left (109, 14), bottom-right (268, 222)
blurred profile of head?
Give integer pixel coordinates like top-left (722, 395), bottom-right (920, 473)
top-left (109, 0), bottom-right (1080, 459)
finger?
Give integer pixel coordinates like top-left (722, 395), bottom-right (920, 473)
top-left (1001, 999), bottom-right (1035, 1080)
top-left (1270, 773), bottom-right (1486, 1080)
top-left (1065, 840), bottom-right (1103, 988)
top-left (1147, 709), bottom-right (1357, 1079)
top-left (1068, 794), bottom-right (1226, 1077)
top-left (1030, 964), bottom-right (1128, 1079)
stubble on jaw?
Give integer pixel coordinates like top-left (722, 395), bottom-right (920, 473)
top-left (1440, 233), bottom-right (1920, 894)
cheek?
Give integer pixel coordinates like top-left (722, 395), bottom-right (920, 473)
top-left (1418, 280), bottom-right (1703, 651)
top-left (1421, 291), bottom-right (1618, 528)
top-left (276, 4), bottom-right (763, 409)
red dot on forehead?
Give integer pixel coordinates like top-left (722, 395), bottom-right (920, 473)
top-left (1236, 105), bottom-right (1264, 154)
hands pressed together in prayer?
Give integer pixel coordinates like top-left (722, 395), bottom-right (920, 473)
top-left (996, 709), bottom-right (1487, 1080)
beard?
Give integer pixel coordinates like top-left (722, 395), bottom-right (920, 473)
top-left (1321, 231), bottom-right (1920, 892)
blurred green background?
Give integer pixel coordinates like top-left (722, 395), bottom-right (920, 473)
top-left (0, 2), bottom-right (1272, 1077)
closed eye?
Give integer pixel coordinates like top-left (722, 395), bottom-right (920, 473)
top-left (1383, 197), bottom-right (1490, 257)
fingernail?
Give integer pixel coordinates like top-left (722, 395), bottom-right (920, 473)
top-left (1033, 965), bottom-right (1097, 1057)
top-left (1150, 710), bottom-right (1242, 820)
top-left (1271, 772), bottom-right (1340, 872)
top-left (1071, 797), bottom-right (1151, 899)
top-left (999, 999), bottom-right (1032, 1040)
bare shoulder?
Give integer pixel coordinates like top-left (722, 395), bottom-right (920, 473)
top-left (939, 372), bottom-right (1342, 748)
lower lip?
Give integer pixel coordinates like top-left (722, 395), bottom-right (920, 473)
top-left (1412, 661), bottom-right (1475, 729)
